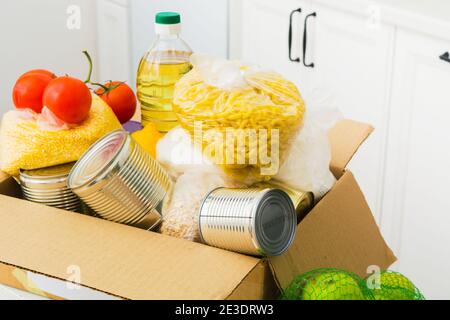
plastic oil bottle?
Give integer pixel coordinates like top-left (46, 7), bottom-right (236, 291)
top-left (137, 12), bottom-right (193, 133)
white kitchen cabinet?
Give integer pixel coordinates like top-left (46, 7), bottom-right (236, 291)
top-left (382, 30), bottom-right (450, 300)
top-left (238, 0), bottom-right (395, 221)
top-left (240, 0), bottom-right (311, 85)
top-left (304, 2), bottom-right (395, 222)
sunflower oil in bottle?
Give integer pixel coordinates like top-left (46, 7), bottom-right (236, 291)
top-left (137, 12), bottom-right (193, 134)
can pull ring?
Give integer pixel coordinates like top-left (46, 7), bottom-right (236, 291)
top-left (288, 8), bottom-right (302, 63)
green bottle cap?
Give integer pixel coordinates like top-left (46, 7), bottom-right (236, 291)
top-left (155, 12), bottom-right (181, 25)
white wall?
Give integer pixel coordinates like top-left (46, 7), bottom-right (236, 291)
top-left (129, 0), bottom-right (229, 80)
top-left (0, 0), bottom-right (98, 115)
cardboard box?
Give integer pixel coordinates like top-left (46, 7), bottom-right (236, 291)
top-left (0, 119), bottom-right (396, 300)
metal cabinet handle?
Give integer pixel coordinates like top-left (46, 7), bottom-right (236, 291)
top-left (440, 52), bottom-right (450, 63)
top-left (289, 8), bottom-right (302, 63)
top-left (303, 12), bottom-right (317, 68)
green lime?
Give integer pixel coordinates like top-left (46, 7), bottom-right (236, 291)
top-left (302, 271), bottom-right (366, 300)
top-left (369, 271), bottom-right (423, 300)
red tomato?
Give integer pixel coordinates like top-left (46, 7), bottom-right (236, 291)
top-left (95, 82), bottom-right (137, 124)
top-left (43, 76), bottom-right (92, 125)
top-left (13, 74), bottom-right (53, 113)
top-left (18, 69), bottom-right (56, 81)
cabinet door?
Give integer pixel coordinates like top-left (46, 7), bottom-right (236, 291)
top-left (305, 3), bottom-right (395, 221)
top-left (382, 30), bottom-right (450, 300)
top-left (240, 0), bottom-right (311, 85)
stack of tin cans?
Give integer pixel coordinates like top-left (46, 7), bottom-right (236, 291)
top-left (19, 163), bottom-right (82, 213)
top-left (68, 129), bottom-right (173, 231)
top-left (198, 187), bottom-right (297, 257)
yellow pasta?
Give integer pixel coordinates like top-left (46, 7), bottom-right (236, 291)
top-left (173, 68), bottom-right (306, 184)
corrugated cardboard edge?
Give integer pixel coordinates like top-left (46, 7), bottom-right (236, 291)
top-left (329, 119), bottom-right (374, 178)
top-left (0, 261), bottom-right (124, 300)
top-left (267, 171), bottom-right (397, 291)
top-left (0, 263), bottom-right (64, 300)
top-left (0, 261), bottom-right (126, 300)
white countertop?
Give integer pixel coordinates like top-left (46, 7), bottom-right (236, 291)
top-left (0, 285), bottom-right (47, 300)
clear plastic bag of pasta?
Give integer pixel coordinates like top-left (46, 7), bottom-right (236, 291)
top-left (173, 54), bottom-right (306, 185)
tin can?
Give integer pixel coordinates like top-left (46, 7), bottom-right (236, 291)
top-left (198, 187), bottom-right (297, 257)
top-left (19, 163), bottom-right (82, 212)
top-left (68, 129), bottom-right (172, 230)
top-left (253, 181), bottom-right (314, 223)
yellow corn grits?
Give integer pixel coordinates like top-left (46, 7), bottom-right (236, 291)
top-left (0, 94), bottom-right (122, 176)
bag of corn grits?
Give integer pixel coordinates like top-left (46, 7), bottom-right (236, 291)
top-left (173, 54), bottom-right (306, 185)
top-left (0, 94), bottom-right (122, 176)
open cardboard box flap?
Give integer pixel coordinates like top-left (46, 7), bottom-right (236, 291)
top-left (328, 119), bottom-right (374, 178)
top-left (268, 171), bottom-right (396, 290)
top-left (0, 119), bottom-right (395, 299)
top-left (268, 119), bottom-right (394, 289)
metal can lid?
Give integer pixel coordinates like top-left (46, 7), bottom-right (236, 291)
top-left (68, 130), bottom-right (130, 192)
top-left (253, 181), bottom-right (314, 222)
top-left (253, 189), bottom-right (297, 256)
top-left (19, 163), bottom-right (75, 189)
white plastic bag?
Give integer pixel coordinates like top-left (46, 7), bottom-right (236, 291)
top-left (190, 53), bottom-right (247, 90)
top-left (37, 107), bottom-right (72, 131)
top-left (275, 108), bottom-right (342, 199)
top-left (10, 106), bottom-right (74, 132)
top-left (156, 126), bottom-right (217, 180)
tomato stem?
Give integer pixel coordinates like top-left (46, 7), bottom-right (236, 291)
top-left (82, 51), bottom-right (127, 95)
top-left (93, 81), bottom-right (126, 95)
top-left (83, 50), bottom-right (93, 84)
top-left (91, 82), bottom-right (109, 92)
